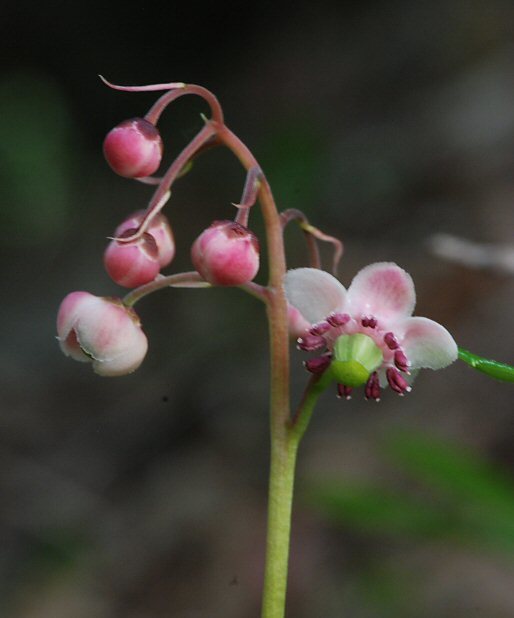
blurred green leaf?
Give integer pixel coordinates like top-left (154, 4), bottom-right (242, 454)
top-left (258, 119), bottom-right (327, 213)
top-left (25, 528), bottom-right (88, 577)
top-left (311, 432), bottom-right (514, 554)
top-left (0, 72), bottom-right (75, 245)
top-left (310, 483), bottom-right (457, 538)
top-left (386, 432), bottom-right (514, 516)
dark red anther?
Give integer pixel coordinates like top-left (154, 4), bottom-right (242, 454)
top-left (304, 355), bottom-right (331, 374)
top-left (386, 367), bottom-right (411, 394)
top-left (309, 321), bottom-right (331, 336)
top-left (384, 332), bottom-right (399, 350)
top-left (394, 349), bottom-right (410, 373)
top-left (365, 371), bottom-right (381, 401)
top-left (337, 384), bottom-right (353, 399)
top-left (361, 315), bottom-right (377, 328)
top-left (327, 312), bottom-right (350, 327)
top-left (297, 333), bottom-right (326, 352)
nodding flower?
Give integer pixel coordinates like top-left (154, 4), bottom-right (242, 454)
top-left (285, 263), bottom-right (458, 400)
top-left (57, 292), bottom-right (148, 376)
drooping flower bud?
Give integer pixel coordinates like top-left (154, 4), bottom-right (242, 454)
top-left (104, 230), bottom-right (160, 288)
top-left (57, 292), bottom-right (148, 376)
top-left (113, 210), bottom-right (175, 267)
top-left (191, 220), bottom-right (260, 286)
top-left (103, 118), bottom-right (163, 178)
top-left (104, 211), bottom-right (176, 288)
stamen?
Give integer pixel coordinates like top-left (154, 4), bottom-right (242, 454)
top-left (327, 312), bottom-right (350, 327)
top-left (304, 355), bottom-right (331, 374)
top-left (386, 367), bottom-right (412, 394)
top-left (309, 321), bottom-right (331, 336)
top-left (297, 334), bottom-right (326, 352)
top-left (394, 349), bottom-right (411, 373)
top-left (337, 384), bottom-right (353, 400)
top-left (361, 315), bottom-right (377, 329)
top-left (365, 371), bottom-right (381, 401)
top-left (384, 332), bottom-right (399, 350)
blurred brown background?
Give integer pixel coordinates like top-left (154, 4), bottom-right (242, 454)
top-left (1, 2), bottom-right (514, 617)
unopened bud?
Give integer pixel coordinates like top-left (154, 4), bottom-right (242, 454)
top-left (104, 211), bottom-right (176, 288)
top-left (115, 210), bottom-right (175, 266)
top-left (57, 292), bottom-right (148, 376)
top-left (104, 230), bottom-right (160, 288)
top-left (103, 118), bottom-right (163, 178)
top-left (191, 220), bottom-right (260, 286)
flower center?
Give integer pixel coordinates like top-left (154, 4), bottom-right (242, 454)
top-left (329, 333), bottom-right (383, 387)
top-left (297, 314), bottom-right (413, 399)
top-left (330, 359), bottom-right (370, 387)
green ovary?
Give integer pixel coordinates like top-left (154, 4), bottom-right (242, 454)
top-left (330, 359), bottom-right (370, 387)
top-left (329, 333), bottom-right (383, 386)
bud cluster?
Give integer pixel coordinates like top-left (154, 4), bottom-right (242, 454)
top-left (57, 90), bottom-right (261, 376)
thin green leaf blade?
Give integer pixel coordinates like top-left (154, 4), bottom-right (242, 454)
top-left (458, 347), bottom-right (514, 382)
top-left (309, 483), bottom-right (455, 539)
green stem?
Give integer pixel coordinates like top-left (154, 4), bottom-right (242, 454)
top-left (288, 375), bottom-right (329, 444)
top-left (262, 378), bottom-right (324, 618)
top-left (262, 435), bottom-right (298, 618)
top-left (215, 124), bottom-right (294, 617)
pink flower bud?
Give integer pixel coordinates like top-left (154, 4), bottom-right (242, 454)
top-left (104, 211), bottom-right (176, 288)
top-left (57, 292), bottom-right (148, 376)
top-left (113, 210), bottom-right (175, 267)
top-left (104, 230), bottom-right (160, 288)
top-left (103, 118), bottom-right (163, 178)
top-left (191, 220), bottom-right (260, 286)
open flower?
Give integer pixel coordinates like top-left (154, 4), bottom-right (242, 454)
top-left (285, 263), bottom-right (458, 400)
top-left (57, 292), bottom-right (148, 376)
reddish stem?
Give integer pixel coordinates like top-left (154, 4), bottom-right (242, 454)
top-left (114, 123), bottom-right (216, 243)
top-left (234, 166), bottom-right (263, 226)
top-left (145, 84), bottom-right (224, 126)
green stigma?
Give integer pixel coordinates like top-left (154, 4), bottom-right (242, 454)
top-left (329, 334), bottom-right (383, 387)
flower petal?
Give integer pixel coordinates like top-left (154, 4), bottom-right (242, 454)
top-left (287, 304), bottom-right (312, 338)
top-left (284, 268), bottom-right (347, 325)
top-left (347, 262), bottom-right (416, 321)
top-left (57, 292), bottom-right (101, 361)
top-left (399, 317), bottom-right (458, 370)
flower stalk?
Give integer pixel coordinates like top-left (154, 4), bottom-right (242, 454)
top-left (214, 124), bottom-right (295, 618)
top-left (56, 79), bottom-right (507, 618)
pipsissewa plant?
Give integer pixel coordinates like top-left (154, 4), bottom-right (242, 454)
top-left (56, 79), bottom-right (514, 617)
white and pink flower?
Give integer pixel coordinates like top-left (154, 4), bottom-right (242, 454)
top-left (57, 292), bottom-right (148, 376)
top-left (285, 262), bottom-right (458, 400)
